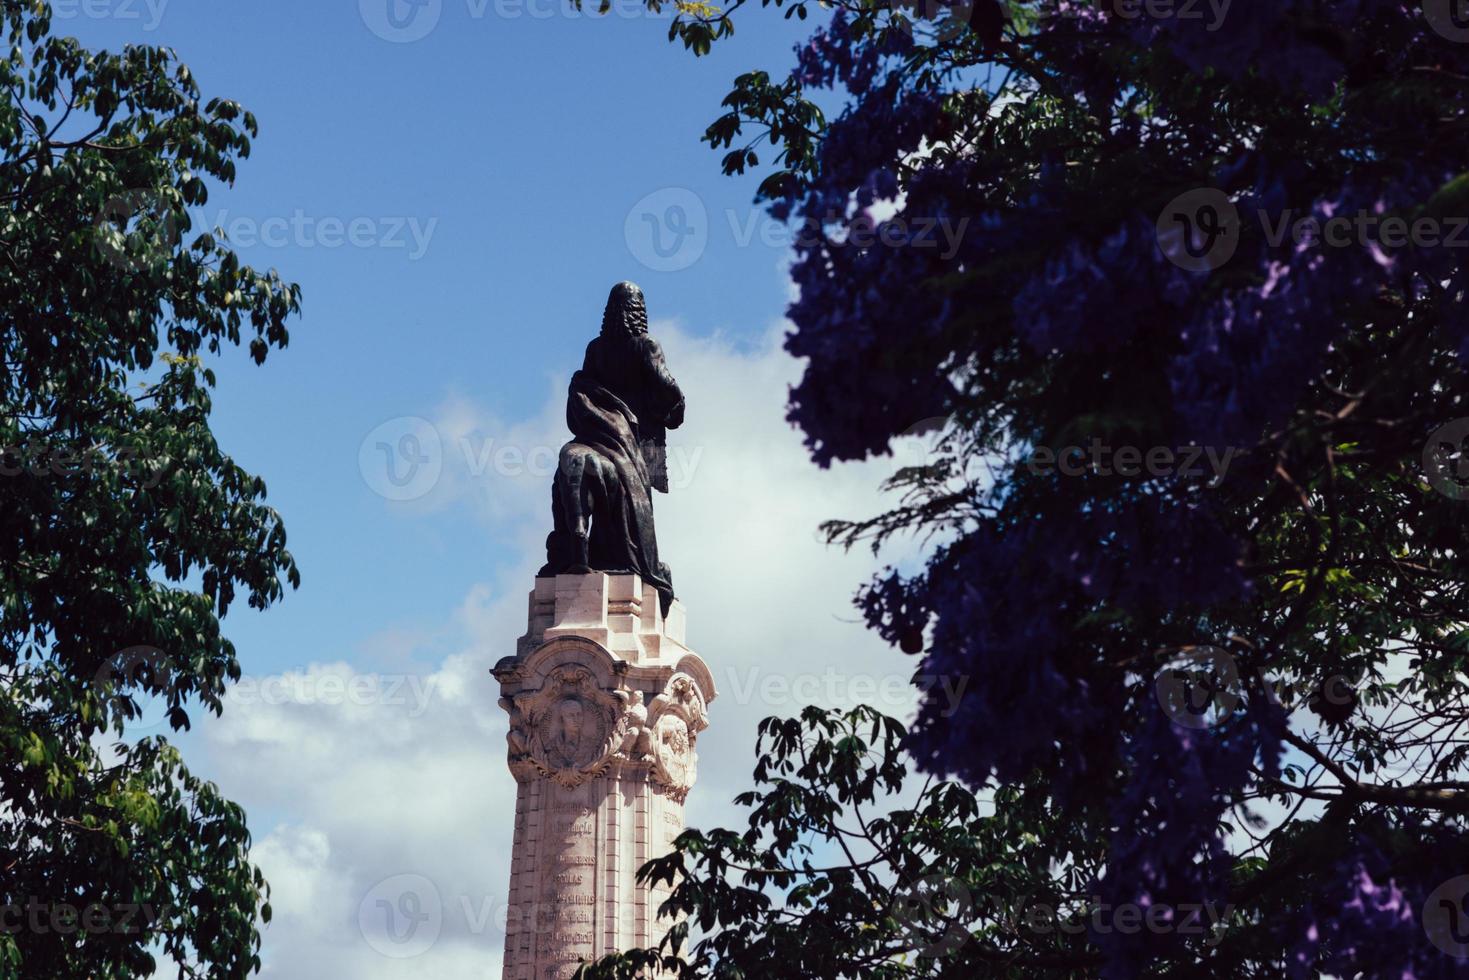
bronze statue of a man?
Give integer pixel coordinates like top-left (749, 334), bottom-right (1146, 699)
top-left (540, 282), bottom-right (685, 613)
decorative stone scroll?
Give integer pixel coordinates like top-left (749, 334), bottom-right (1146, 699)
top-left (646, 673), bottom-right (708, 802)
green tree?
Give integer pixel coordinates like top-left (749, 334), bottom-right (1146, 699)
top-left (584, 705), bottom-right (1469, 979)
top-left (582, 706), bottom-right (1108, 980)
top-left (0, 3), bottom-right (299, 976)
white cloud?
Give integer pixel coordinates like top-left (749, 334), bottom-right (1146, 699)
top-left (178, 321), bottom-right (933, 977)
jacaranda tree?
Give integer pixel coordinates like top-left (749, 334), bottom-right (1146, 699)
top-left (586, 0), bottom-right (1469, 976)
top-left (0, 2), bottom-right (298, 977)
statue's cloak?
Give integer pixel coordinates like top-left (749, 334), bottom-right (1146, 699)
top-left (564, 370), bottom-right (673, 604)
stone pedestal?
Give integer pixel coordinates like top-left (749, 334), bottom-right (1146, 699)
top-left (493, 573), bottom-right (716, 980)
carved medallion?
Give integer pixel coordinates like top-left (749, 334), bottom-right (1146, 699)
top-left (508, 665), bottom-right (628, 787)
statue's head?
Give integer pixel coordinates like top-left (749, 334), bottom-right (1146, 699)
top-left (601, 281), bottom-right (649, 338)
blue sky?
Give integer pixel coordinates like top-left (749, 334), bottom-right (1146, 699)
top-left (69, 0), bottom-right (819, 675)
top-left (66, 4), bottom-right (939, 976)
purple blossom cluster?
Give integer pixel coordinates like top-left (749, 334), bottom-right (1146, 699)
top-left (1048, 0), bottom-right (1427, 98)
top-left (1128, 0), bottom-right (1349, 97)
top-left (1283, 834), bottom-right (1469, 979)
top-left (792, 11), bottom-right (913, 94)
top-left (880, 520), bottom-right (1107, 791)
top-left (1095, 699), bottom-right (1283, 978)
top-left (1012, 213), bottom-right (1199, 354)
top-left (783, 86), bottom-right (959, 466)
top-left (1171, 159), bottom-right (1468, 446)
top-left (1167, 181), bottom-right (1395, 448)
top-left (872, 495), bottom-right (1249, 796)
top-left (772, 0), bottom-right (1469, 971)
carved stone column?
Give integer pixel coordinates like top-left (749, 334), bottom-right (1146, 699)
top-left (493, 573), bottom-right (716, 980)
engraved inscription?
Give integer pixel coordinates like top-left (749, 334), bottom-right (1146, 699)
top-left (538, 789), bottom-right (597, 973)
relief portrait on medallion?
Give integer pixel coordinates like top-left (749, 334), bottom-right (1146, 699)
top-left (543, 696), bottom-right (604, 769)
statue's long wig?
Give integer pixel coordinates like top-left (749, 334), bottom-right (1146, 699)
top-left (601, 281), bottom-right (649, 337)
